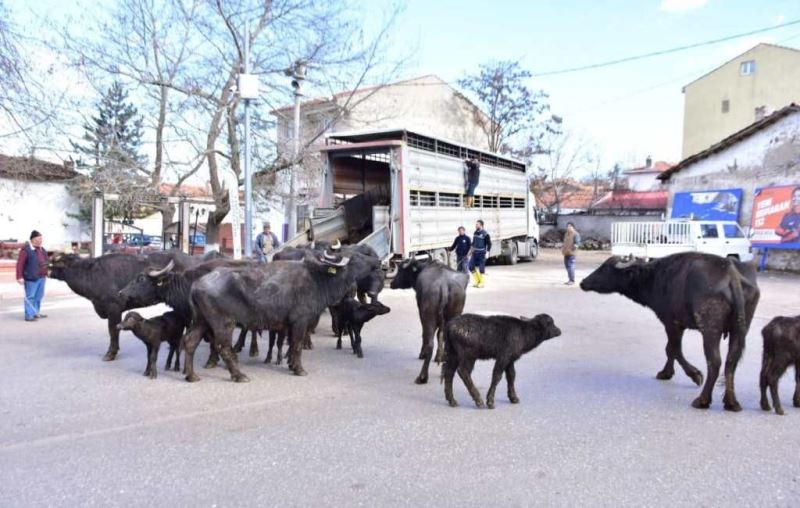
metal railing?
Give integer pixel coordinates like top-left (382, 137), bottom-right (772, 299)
top-left (612, 222), bottom-right (692, 246)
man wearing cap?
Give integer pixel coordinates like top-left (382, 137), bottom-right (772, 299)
top-left (255, 222), bottom-right (281, 263)
top-left (562, 222), bottom-right (581, 285)
top-left (16, 230), bottom-right (49, 322)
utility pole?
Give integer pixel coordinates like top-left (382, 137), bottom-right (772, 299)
top-left (284, 60), bottom-right (306, 240)
top-left (242, 24), bottom-right (253, 258)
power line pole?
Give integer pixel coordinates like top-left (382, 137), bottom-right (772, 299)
top-left (243, 24), bottom-right (253, 258)
top-left (284, 60), bottom-right (306, 241)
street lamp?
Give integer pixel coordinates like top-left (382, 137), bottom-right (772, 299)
top-left (284, 59), bottom-right (306, 241)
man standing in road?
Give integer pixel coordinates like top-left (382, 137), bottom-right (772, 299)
top-left (16, 230), bottom-right (48, 322)
top-left (562, 222), bottom-right (581, 285)
top-left (468, 220), bottom-right (491, 288)
top-left (463, 155), bottom-right (480, 208)
top-left (255, 223), bottom-right (281, 263)
top-left (449, 226), bottom-right (471, 274)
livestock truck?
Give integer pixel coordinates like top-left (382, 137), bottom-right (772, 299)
top-left (285, 128), bottom-right (540, 272)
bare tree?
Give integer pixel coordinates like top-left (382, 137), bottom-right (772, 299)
top-left (530, 130), bottom-right (592, 215)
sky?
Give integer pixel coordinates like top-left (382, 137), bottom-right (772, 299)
top-left (6, 0), bottom-right (800, 173)
top-left (368, 0), bottom-right (800, 168)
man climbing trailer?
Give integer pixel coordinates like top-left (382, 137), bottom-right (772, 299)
top-left (464, 155), bottom-right (481, 208)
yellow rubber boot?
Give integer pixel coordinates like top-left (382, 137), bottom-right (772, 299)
top-left (472, 271), bottom-right (481, 287)
top-left (477, 272), bottom-right (485, 288)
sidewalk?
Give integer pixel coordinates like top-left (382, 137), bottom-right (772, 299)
top-left (0, 279), bottom-right (75, 302)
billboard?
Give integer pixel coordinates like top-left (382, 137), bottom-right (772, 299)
top-left (670, 188), bottom-right (742, 221)
top-left (751, 184), bottom-right (800, 247)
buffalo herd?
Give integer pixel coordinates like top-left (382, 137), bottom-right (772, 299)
top-left (45, 245), bottom-right (800, 415)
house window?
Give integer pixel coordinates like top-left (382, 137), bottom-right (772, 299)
top-left (721, 99), bottom-right (730, 114)
top-left (740, 60), bottom-right (756, 76)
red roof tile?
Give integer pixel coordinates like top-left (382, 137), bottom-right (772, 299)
top-left (592, 190), bottom-right (667, 210)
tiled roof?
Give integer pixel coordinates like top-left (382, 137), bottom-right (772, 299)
top-left (0, 154), bottom-right (78, 181)
top-left (592, 190), bottom-right (668, 210)
top-left (626, 161), bottom-right (673, 173)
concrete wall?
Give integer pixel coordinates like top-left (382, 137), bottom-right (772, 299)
top-left (682, 44), bottom-right (800, 158)
top-left (541, 214), bottom-right (659, 241)
top-left (0, 178), bottom-right (85, 249)
top-left (665, 111), bottom-right (800, 270)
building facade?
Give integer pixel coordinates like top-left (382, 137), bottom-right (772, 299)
top-left (661, 104), bottom-right (800, 270)
top-left (682, 43), bottom-right (800, 158)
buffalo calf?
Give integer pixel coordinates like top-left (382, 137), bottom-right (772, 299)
top-left (442, 313), bottom-right (561, 409)
top-left (760, 315), bottom-right (800, 415)
top-left (330, 298), bottom-right (391, 357)
top-left (117, 311), bottom-right (185, 379)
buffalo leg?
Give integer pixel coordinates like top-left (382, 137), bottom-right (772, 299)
top-left (434, 325), bottom-right (445, 364)
top-left (506, 362), bottom-right (519, 404)
top-left (143, 342), bottom-right (154, 377)
top-left (457, 358), bottom-right (484, 408)
top-left (768, 365), bottom-right (786, 415)
top-left (760, 355), bottom-right (772, 411)
top-left (165, 344), bottom-right (175, 370)
top-left (722, 331), bottom-right (745, 412)
top-left (691, 332), bottom-right (721, 410)
top-left (182, 326), bottom-right (206, 382)
top-left (147, 342), bottom-right (160, 379)
top-left (233, 327), bottom-right (247, 353)
top-left (104, 312), bottom-right (122, 361)
top-left (353, 323), bottom-right (364, 358)
top-left (793, 361), bottom-right (800, 408)
top-left (276, 332), bottom-right (285, 365)
top-left (485, 361), bottom-right (506, 409)
top-left (336, 326), bottom-right (344, 350)
top-left (212, 323), bottom-right (249, 383)
top-left (289, 323), bottom-right (308, 376)
top-left (249, 330), bottom-right (260, 358)
top-left (415, 320), bottom-right (436, 384)
top-left (204, 336), bottom-right (220, 369)
top-left (303, 333), bottom-right (314, 350)
top-left (443, 357), bottom-right (458, 407)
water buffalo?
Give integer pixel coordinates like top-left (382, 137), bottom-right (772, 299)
top-left (390, 258), bottom-right (469, 384)
top-left (182, 247), bottom-right (383, 382)
top-left (330, 298), bottom-right (391, 357)
top-left (48, 250), bottom-right (194, 361)
top-left (580, 253), bottom-right (760, 411)
top-left (759, 315), bottom-right (800, 415)
top-left (117, 310), bottom-right (185, 378)
top-left (442, 313), bottom-right (562, 409)
top-left (118, 257), bottom-right (258, 365)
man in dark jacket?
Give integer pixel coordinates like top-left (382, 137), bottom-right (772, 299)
top-left (16, 230), bottom-right (48, 322)
top-left (448, 226), bottom-right (471, 273)
top-left (468, 220), bottom-right (491, 288)
top-left (463, 156), bottom-right (480, 208)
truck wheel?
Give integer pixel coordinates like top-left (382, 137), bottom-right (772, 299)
top-left (529, 239), bottom-right (538, 261)
top-left (505, 243), bottom-right (518, 265)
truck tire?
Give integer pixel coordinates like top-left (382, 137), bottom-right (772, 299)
top-left (529, 239), bottom-right (538, 261)
top-left (504, 242), bottom-right (518, 265)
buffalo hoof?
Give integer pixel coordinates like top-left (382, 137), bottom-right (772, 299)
top-left (249, 349), bottom-right (259, 358)
top-left (292, 367), bottom-right (308, 377)
top-left (508, 395), bottom-right (520, 404)
top-left (356, 351), bottom-right (364, 359)
top-left (173, 365), bottom-right (180, 372)
top-left (793, 397), bottom-right (800, 408)
top-left (414, 375), bottom-right (428, 385)
top-left (148, 371), bottom-right (157, 380)
top-left (336, 343), bottom-right (342, 350)
top-left (722, 394), bottom-right (742, 412)
top-left (102, 351), bottom-right (118, 362)
top-left (447, 399), bottom-right (458, 407)
top-left (486, 400), bottom-right (495, 410)
top-left (264, 355), bottom-right (272, 364)
top-left (233, 345), bottom-right (243, 353)
top-left (434, 353), bottom-right (444, 364)
top-left (203, 359), bottom-right (218, 369)
top-left (760, 398), bottom-right (771, 411)
top-left (232, 373), bottom-right (250, 383)
top-left (475, 399), bottom-right (486, 409)
top-left (655, 369), bottom-right (674, 380)
top-left (775, 407), bottom-right (786, 416)
top-left (690, 397), bottom-right (710, 409)
top-left (688, 371), bottom-right (704, 387)
top-left (185, 373), bottom-right (200, 383)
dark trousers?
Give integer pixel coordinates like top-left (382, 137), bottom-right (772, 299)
top-left (469, 250), bottom-right (487, 274)
top-left (456, 255), bottom-right (470, 274)
top-left (564, 255), bottom-right (576, 282)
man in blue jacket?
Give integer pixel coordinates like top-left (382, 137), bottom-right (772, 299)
top-left (468, 220), bottom-right (491, 288)
top-left (15, 230), bottom-right (48, 322)
top-left (448, 226), bottom-right (471, 273)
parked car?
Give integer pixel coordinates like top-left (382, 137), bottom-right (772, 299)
top-left (611, 220), bottom-right (754, 261)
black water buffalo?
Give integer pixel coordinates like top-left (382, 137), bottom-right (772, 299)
top-left (182, 247), bottom-right (383, 382)
top-left (117, 310), bottom-right (185, 378)
top-left (48, 250), bottom-right (194, 361)
top-left (118, 257), bottom-right (259, 364)
top-left (390, 258), bottom-right (469, 384)
top-left (330, 298), bottom-right (391, 357)
top-left (759, 315), bottom-right (800, 415)
top-left (580, 253), bottom-right (760, 411)
top-left (442, 313), bottom-right (561, 409)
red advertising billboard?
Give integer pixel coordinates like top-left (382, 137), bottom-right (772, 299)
top-left (751, 185), bottom-right (800, 247)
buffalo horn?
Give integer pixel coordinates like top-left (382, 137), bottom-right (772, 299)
top-left (614, 256), bottom-right (637, 269)
top-left (147, 259), bottom-right (175, 277)
top-left (332, 239), bottom-right (341, 251)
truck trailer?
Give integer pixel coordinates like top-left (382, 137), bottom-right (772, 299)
top-left (289, 129), bottom-right (540, 270)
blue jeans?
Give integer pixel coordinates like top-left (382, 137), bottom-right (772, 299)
top-left (564, 255), bottom-right (576, 282)
top-left (465, 181), bottom-right (478, 196)
top-left (469, 250), bottom-right (487, 274)
top-left (24, 278), bottom-right (45, 319)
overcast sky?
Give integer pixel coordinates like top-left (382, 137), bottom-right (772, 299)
top-left (371, 0), bottom-right (800, 167)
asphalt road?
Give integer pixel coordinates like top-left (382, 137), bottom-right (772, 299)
top-left (1, 250), bottom-right (799, 507)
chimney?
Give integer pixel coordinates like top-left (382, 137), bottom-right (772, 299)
top-left (645, 155), bottom-right (652, 168)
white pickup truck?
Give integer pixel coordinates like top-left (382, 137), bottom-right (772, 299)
top-left (611, 220), bottom-right (754, 261)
